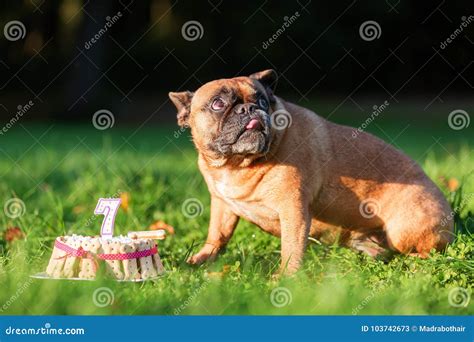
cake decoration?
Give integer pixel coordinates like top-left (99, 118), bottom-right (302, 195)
top-left (94, 198), bottom-right (122, 237)
top-left (40, 197), bottom-right (166, 281)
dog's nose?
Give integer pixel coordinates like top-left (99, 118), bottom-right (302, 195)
top-left (235, 103), bottom-right (257, 115)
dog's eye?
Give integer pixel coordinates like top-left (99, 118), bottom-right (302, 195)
top-left (211, 98), bottom-right (226, 111)
top-left (258, 98), bottom-right (269, 110)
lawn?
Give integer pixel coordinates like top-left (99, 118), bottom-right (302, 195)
top-left (0, 102), bottom-right (473, 315)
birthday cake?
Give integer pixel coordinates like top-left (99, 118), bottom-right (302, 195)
top-left (45, 234), bottom-right (164, 280)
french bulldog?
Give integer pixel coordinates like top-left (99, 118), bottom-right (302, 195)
top-left (169, 69), bottom-right (453, 275)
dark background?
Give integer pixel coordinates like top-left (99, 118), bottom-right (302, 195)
top-left (0, 0), bottom-right (472, 124)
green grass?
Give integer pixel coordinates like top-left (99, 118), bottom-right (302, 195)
top-left (0, 108), bottom-right (473, 315)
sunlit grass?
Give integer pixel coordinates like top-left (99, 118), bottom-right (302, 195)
top-left (0, 122), bottom-right (472, 315)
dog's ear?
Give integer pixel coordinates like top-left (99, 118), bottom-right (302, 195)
top-left (169, 91), bottom-right (194, 127)
top-left (249, 69), bottom-right (278, 102)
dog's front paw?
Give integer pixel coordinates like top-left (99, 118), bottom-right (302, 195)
top-left (187, 254), bottom-right (207, 265)
top-left (271, 269), bottom-right (297, 280)
top-left (187, 249), bottom-right (216, 265)
top-left (187, 242), bottom-right (221, 265)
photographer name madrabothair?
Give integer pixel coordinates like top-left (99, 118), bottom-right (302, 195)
top-left (418, 325), bottom-right (466, 332)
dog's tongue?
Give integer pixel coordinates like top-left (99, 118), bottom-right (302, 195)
top-left (246, 119), bottom-right (262, 130)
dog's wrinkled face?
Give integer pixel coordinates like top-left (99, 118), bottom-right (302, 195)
top-left (169, 70), bottom-right (277, 160)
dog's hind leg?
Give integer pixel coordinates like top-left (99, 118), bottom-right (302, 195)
top-left (347, 231), bottom-right (393, 259)
top-left (383, 208), bottom-right (453, 257)
top-left (384, 220), bottom-right (453, 257)
top-left (309, 220), bottom-right (392, 258)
